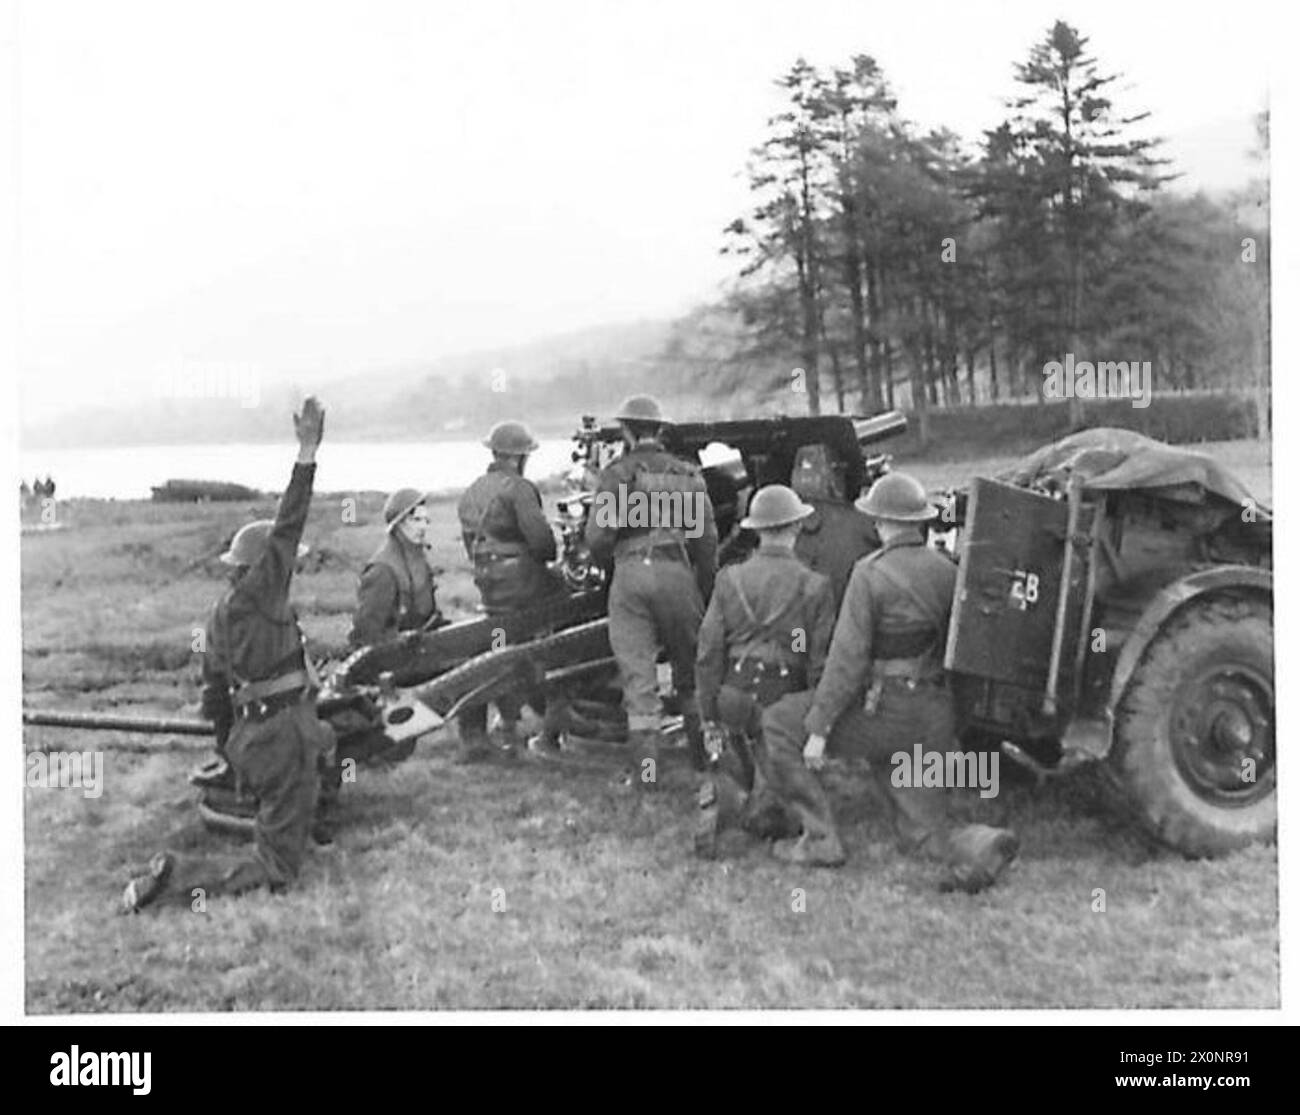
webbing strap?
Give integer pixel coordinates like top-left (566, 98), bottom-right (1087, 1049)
top-left (732, 574), bottom-right (803, 662)
top-left (869, 558), bottom-right (947, 635)
top-left (232, 668), bottom-right (310, 708)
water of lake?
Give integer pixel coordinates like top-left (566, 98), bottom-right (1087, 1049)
top-left (19, 439), bottom-right (579, 500)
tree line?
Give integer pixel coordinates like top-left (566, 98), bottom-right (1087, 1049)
top-left (674, 20), bottom-right (1269, 441)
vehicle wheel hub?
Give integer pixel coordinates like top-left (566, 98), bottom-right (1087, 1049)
top-left (1170, 665), bottom-right (1273, 804)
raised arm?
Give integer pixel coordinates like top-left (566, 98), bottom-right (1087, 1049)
top-left (237, 397), bottom-right (324, 601)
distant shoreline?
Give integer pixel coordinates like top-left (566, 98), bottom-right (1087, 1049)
top-left (20, 425), bottom-right (584, 453)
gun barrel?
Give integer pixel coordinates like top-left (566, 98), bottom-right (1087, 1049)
top-left (853, 410), bottom-right (908, 448)
top-left (22, 709), bottom-right (214, 736)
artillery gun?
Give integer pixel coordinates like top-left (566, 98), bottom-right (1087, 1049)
top-left (330, 408), bottom-right (908, 759)
top-left (32, 416), bottom-right (1269, 859)
top-left (25, 409), bottom-right (907, 835)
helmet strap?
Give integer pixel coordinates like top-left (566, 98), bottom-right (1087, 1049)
top-left (395, 515), bottom-right (425, 545)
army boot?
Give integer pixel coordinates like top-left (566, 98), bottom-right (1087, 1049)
top-left (121, 851), bottom-right (176, 914)
top-left (682, 711), bottom-right (709, 772)
top-left (740, 759), bottom-right (799, 839)
top-left (454, 706), bottom-right (495, 764)
top-left (525, 729), bottom-right (563, 759)
top-left (311, 792), bottom-right (337, 847)
top-left (939, 824), bottom-right (1020, 894)
top-left (694, 772), bottom-right (747, 859)
top-left (741, 792), bottom-right (801, 840)
top-left (770, 780), bottom-right (846, 866)
top-left (771, 830), bottom-right (846, 867)
top-left (189, 755), bottom-right (236, 792)
top-left (493, 718), bottom-right (523, 762)
top-left (622, 729), bottom-right (662, 792)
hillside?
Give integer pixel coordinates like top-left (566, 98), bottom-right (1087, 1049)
top-left (21, 318), bottom-right (684, 449)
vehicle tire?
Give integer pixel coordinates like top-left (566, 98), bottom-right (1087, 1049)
top-left (1108, 593), bottom-right (1274, 857)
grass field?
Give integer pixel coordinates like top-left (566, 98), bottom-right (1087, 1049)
top-left (21, 440), bottom-right (1277, 1012)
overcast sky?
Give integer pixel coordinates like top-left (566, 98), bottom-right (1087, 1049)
top-left (15, 0), bottom-right (1273, 421)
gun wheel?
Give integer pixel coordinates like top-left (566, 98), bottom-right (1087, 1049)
top-left (1108, 593), bottom-right (1274, 857)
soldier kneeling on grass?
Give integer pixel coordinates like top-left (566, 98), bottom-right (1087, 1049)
top-left (757, 470), bottom-right (1020, 892)
top-left (694, 484), bottom-right (837, 857)
top-left (123, 398), bottom-right (337, 913)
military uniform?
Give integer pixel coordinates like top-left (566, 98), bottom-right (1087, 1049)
top-left (458, 462), bottom-right (562, 613)
top-left (176, 462), bottom-right (334, 900)
top-left (761, 536), bottom-right (968, 861)
top-left (585, 437), bottom-right (718, 774)
top-left (789, 442), bottom-right (878, 609)
top-left (456, 461), bottom-right (563, 749)
top-left (695, 547), bottom-right (835, 848)
top-left (697, 550), bottom-right (835, 741)
top-left (795, 502), bottom-right (879, 610)
top-left (348, 532), bottom-right (438, 648)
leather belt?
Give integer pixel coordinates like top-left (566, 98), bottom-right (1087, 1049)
top-left (620, 541), bottom-right (688, 564)
top-left (863, 659), bottom-right (944, 715)
top-left (232, 668), bottom-right (311, 711)
top-left (474, 542), bottom-right (528, 564)
top-left (727, 656), bottom-right (807, 706)
top-left (234, 687), bottom-right (309, 722)
top-left (871, 656), bottom-right (944, 683)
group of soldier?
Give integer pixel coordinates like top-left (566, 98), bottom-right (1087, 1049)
top-left (19, 476), bottom-right (57, 511)
top-left (122, 392), bottom-right (1018, 913)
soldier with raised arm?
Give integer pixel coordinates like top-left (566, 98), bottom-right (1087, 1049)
top-left (123, 398), bottom-right (335, 912)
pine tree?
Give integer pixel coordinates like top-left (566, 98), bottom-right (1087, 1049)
top-left (978, 20), bottom-right (1171, 421)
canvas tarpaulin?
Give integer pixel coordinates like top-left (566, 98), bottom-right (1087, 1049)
top-left (999, 427), bottom-right (1263, 509)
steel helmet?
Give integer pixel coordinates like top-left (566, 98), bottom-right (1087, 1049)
top-left (483, 420), bottom-right (540, 455)
top-left (383, 487), bottom-right (427, 531)
top-left (740, 484), bottom-right (815, 530)
top-left (615, 395), bottom-right (665, 424)
top-left (857, 471), bottom-right (937, 522)
top-left (220, 520), bottom-right (309, 566)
